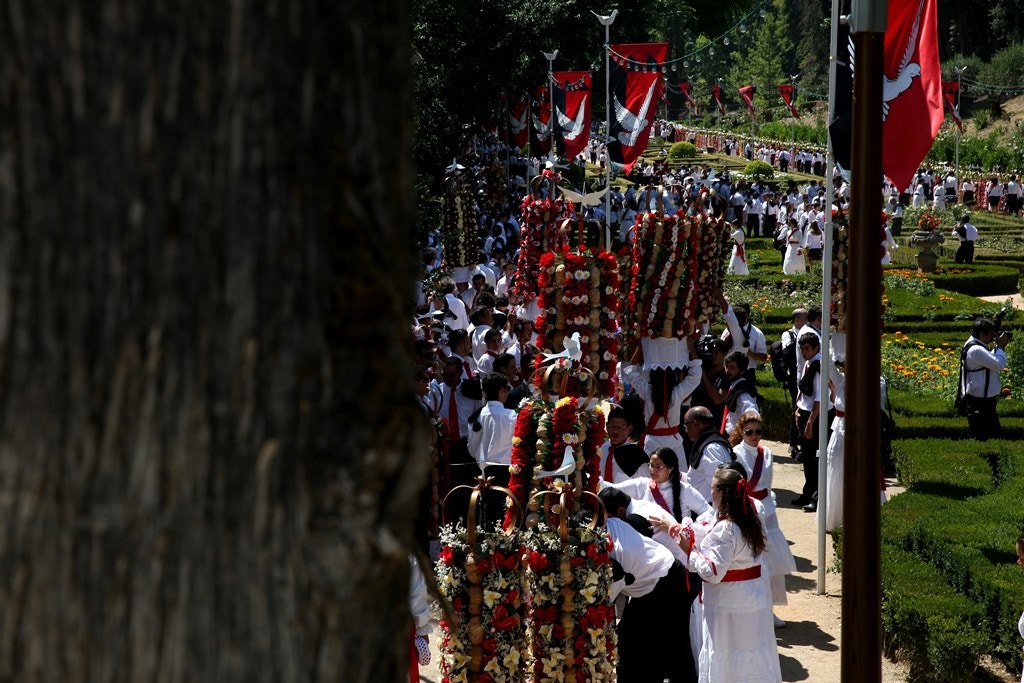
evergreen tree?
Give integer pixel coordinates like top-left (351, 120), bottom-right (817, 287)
top-left (728, 0), bottom-right (796, 123)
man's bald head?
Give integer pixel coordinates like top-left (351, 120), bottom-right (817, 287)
top-left (685, 406), bottom-right (714, 425)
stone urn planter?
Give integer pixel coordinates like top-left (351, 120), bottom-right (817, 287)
top-left (909, 230), bottom-right (945, 272)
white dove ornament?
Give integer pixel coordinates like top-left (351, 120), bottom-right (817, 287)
top-left (535, 446), bottom-right (577, 479)
top-left (542, 332), bottom-right (583, 364)
top-left (556, 96), bottom-right (588, 141)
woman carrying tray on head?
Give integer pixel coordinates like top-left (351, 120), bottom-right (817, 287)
top-left (620, 336), bottom-right (703, 459)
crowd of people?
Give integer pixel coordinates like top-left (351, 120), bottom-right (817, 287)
top-left (409, 127), bottom-right (1021, 681)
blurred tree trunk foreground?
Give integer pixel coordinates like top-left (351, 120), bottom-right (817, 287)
top-left (0, 2), bottom-right (423, 681)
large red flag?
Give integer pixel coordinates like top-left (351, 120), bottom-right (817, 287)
top-left (712, 84), bottom-right (725, 114)
top-left (777, 84), bottom-right (800, 118)
top-left (530, 85), bottom-right (552, 156)
top-left (942, 81), bottom-right (963, 132)
top-left (608, 43), bottom-right (668, 169)
top-left (881, 0), bottom-right (942, 191)
top-left (509, 92), bottom-right (529, 150)
top-left (737, 85), bottom-right (756, 116)
top-left (552, 71), bottom-right (592, 162)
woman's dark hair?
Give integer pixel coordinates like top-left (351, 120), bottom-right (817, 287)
top-left (712, 466), bottom-right (766, 556)
top-left (653, 447), bottom-right (684, 522)
top-left (649, 368), bottom-right (680, 423)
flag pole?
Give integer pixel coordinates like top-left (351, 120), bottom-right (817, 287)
top-left (816, 0), bottom-right (841, 596)
top-left (843, 0), bottom-right (886, 679)
top-left (594, 10), bottom-right (617, 251)
top-left (543, 49), bottom-right (559, 171)
top-left (954, 65), bottom-right (967, 194)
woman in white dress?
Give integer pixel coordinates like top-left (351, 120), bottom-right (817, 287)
top-left (655, 466), bottom-right (782, 683)
top-left (728, 225), bottom-right (749, 275)
top-left (609, 447), bottom-right (711, 523)
top-left (780, 218), bottom-right (805, 275)
top-left (621, 351), bottom-right (703, 459)
top-left (728, 412), bottom-right (797, 625)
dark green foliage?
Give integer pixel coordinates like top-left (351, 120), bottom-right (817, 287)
top-left (668, 141), bottom-right (698, 160)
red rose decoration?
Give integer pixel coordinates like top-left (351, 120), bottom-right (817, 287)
top-left (440, 546), bottom-right (454, 566)
top-left (570, 556), bottom-right (586, 568)
top-left (528, 550), bottom-right (550, 572)
top-left (475, 557), bottom-right (493, 575)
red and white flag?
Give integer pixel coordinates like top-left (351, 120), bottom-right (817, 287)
top-left (679, 81), bottom-right (695, 108)
top-left (881, 0), bottom-right (942, 192)
top-left (552, 71), bottom-right (592, 161)
top-left (608, 43), bottom-right (668, 171)
top-left (712, 84), bottom-right (725, 114)
top-left (530, 85), bottom-right (552, 157)
top-left (777, 84), bottom-right (800, 118)
top-left (942, 81), bottom-right (963, 132)
top-left (738, 85), bottom-right (756, 116)
top-left (509, 92), bottom-right (530, 150)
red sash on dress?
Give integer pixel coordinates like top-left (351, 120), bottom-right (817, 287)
top-left (734, 240), bottom-right (746, 262)
top-left (648, 479), bottom-right (672, 515)
top-left (722, 565), bottom-right (761, 582)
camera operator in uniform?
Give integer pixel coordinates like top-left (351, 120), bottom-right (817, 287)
top-left (960, 317), bottom-right (1009, 440)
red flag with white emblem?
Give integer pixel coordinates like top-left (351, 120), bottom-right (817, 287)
top-left (608, 43), bottom-right (668, 170)
top-left (881, 0), bottom-right (942, 191)
top-left (941, 81), bottom-right (962, 132)
top-left (552, 71), bottom-right (592, 162)
top-left (509, 92), bottom-right (529, 150)
top-left (712, 84), bottom-right (725, 114)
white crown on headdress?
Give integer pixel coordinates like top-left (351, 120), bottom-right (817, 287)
top-left (830, 331), bottom-right (847, 363)
top-left (641, 337), bottom-right (691, 371)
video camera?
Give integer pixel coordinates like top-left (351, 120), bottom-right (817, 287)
top-left (995, 307), bottom-right (1013, 342)
top-left (695, 335), bottom-right (720, 364)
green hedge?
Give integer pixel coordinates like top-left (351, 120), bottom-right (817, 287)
top-left (928, 264), bottom-right (1020, 296)
top-left (881, 546), bottom-right (992, 682)
top-left (880, 440), bottom-right (1024, 678)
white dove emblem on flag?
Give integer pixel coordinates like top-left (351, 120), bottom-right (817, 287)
top-left (614, 79), bottom-right (657, 147)
top-left (556, 95), bottom-right (587, 141)
top-left (509, 107), bottom-right (527, 135)
top-left (533, 113), bottom-right (551, 141)
top-left (881, 0), bottom-right (925, 121)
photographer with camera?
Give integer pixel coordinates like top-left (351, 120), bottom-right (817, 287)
top-left (958, 316), bottom-right (1010, 441)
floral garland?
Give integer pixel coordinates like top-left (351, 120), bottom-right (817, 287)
top-left (428, 419), bottom-right (444, 535)
top-left (512, 195), bottom-right (574, 305)
top-left (523, 522), bottom-right (616, 682)
top-left (621, 207), bottom-right (731, 357)
top-left (441, 175), bottom-right (477, 268)
top-left (532, 247), bottom-right (621, 397)
top-left (831, 209), bottom-right (850, 332)
top-left (436, 524), bottom-right (526, 683)
top-left (507, 398), bottom-right (605, 528)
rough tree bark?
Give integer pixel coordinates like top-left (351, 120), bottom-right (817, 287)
top-left (0, 2), bottom-right (420, 681)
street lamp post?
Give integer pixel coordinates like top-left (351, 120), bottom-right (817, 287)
top-left (954, 65), bottom-right (967, 199)
top-left (717, 78), bottom-right (724, 130)
top-left (542, 49), bottom-right (559, 168)
top-left (592, 9), bottom-right (618, 249)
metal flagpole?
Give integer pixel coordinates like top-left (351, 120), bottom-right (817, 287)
top-left (843, 0), bottom-right (886, 678)
top-left (816, 0), bottom-right (842, 595)
top-left (592, 10), bottom-right (618, 250)
top-left (954, 65), bottom-right (966, 194)
top-left (543, 49), bottom-right (559, 171)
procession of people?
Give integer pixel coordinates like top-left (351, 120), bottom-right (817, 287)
top-left (406, 117), bottom-right (1019, 681)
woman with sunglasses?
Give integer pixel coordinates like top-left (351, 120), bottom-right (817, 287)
top-left (653, 465), bottom-right (782, 682)
top-left (728, 412), bottom-right (796, 627)
top-left (608, 447), bottom-right (711, 524)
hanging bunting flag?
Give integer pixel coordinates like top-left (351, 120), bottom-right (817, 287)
top-left (777, 84), bottom-right (800, 118)
top-left (530, 85), bottom-right (552, 157)
top-left (942, 81), bottom-right (963, 132)
top-left (509, 91), bottom-right (530, 151)
top-left (881, 0), bottom-right (943, 192)
top-left (680, 82), bottom-right (695, 109)
top-left (607, 43), bottom-right (668, 171)
top-left (737, 85), bottom-right (756, 116)
top-left (552, 71), bottom-right (593, 162)
top-left (712, 83), bottom-right (725, 114)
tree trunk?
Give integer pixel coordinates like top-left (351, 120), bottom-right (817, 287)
top-left (0, 2), bottom-right (420, 681)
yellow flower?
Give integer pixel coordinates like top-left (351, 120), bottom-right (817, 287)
top-left (484, 589), bottom-right (503, 607)
top-left (502, 649), bottom-right (521, 669)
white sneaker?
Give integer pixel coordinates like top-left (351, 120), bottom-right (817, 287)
top-left (773, 614), bottom-right (786, 629)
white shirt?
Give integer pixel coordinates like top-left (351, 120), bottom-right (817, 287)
top-left (686, 435), bottom-right (734, 503)
top-left (796, 351), bottom-right (822, 411)
top-left (962, 336), bottom-right (1006, 398)
top-left (434, 380), bottom-right (481, 438)
top-left (606, 517), bottom-right (676, 602)
top-left (722, 379), bottom-right (759, 435)
top-left (953, 222), bottom-right (978, 242)
top-left (468, 400), bottom-right (517, 465)
top-left (608, 476), bottom-right (711, 521)
top-left (720, 305), bottom-right (767, 368)
top-left (598, 442), bottom-right (650, 484)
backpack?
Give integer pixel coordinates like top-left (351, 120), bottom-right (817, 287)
top-left (769, 340), bottom-right (789, 382)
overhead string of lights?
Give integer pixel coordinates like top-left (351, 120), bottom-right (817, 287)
top-left (607, 0), bottom-right (771, 72)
